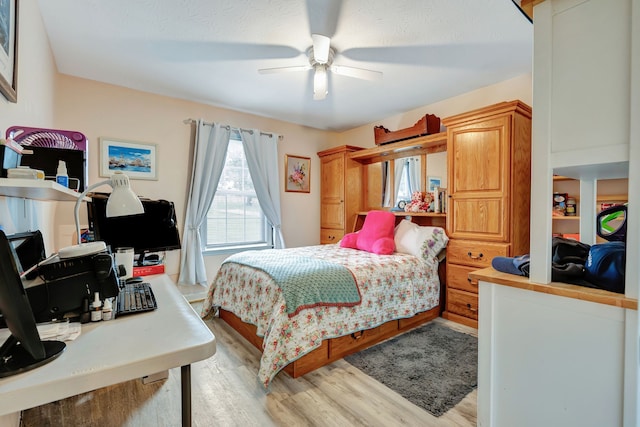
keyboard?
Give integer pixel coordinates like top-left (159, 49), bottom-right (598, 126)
top-left (116, 282), bottom-right (157, 317)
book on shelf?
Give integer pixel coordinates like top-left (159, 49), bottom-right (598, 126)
top-left (433, 187), bottom-right (447, 213)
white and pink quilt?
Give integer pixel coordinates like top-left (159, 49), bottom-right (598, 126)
top-left (202, 243), bottom-right (441, 388)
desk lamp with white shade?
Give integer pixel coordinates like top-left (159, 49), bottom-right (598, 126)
top-left (60, 171), bottom-right (144, 259)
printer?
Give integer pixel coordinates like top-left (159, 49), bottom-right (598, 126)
top-left (9, 232), bottom-right (120, 323)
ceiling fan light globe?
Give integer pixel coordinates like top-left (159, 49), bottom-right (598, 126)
top-left (313, 65), bottom-right (328, 100)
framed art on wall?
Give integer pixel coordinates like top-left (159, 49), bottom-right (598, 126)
top-left (0, 0), bottom-right (18, 103)
top-left (428, 176), bottom-right (441, 192)
top-left (285, 154), bottom-right (310, 193)
top-left (100, 137), bottom-right (158, 180)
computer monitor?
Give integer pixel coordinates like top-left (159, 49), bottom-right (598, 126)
top-left (0, 230), bottom-right (66, 378)
top-left (87, 193), bottom-right (181, 266)
top-left (6, 230), bottom-right (46, 279)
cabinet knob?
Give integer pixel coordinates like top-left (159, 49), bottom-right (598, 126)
top-left (466, 303), bottom-right (478, 313)
top-left (467, 252), bottom-right (484, 260)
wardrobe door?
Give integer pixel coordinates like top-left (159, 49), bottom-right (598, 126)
top-left (447, 115), bottom-right (511, 242)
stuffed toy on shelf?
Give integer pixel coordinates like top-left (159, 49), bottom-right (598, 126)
top-left (404, 191), bottom-right (432, 213)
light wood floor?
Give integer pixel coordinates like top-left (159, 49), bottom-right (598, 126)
top-left (21, 307), bottom-right (477, 427)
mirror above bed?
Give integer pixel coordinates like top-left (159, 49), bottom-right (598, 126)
top-left (376, 151), bottom-right (448, 210)
top-left (349, 132), bottom-right (448, 211)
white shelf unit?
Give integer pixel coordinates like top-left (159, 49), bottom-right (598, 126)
top-left (530, 0), bottom-right (634, 285)
top-left (551, 176), bottom-right (628, 240)
top-left (477, 1), bottom-right (639, 426)
top-left (0, 178), bottom-right (85, 202)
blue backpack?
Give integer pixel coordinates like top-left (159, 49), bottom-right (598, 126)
top-left (584, 241), bottom-right (626, 294)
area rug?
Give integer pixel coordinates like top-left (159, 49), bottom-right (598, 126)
top-left (344, 321), bottom-right (477, 417)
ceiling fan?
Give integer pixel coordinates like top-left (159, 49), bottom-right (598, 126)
top-left (258, 34), bottom-right (383, 101)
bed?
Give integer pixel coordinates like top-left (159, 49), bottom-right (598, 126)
top-left (201, 214), bottom-right (448, 388)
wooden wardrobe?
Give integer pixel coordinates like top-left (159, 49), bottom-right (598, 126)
top-left (317, 145), bottom-right (364, 244)
top-left (442, 100), bottom-right (532, 328)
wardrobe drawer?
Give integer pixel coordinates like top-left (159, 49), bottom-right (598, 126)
top-left (446, 264), bottom-right (479, 294)
top-left (447, 239), bottom-right (509, 268)
top-left (446, 288), bottom-right (479, 320)
top-left (321, 228), bottom-right (344, 244)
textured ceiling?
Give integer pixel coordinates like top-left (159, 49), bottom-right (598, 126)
top-left (37, 0), bottom-right (532, 131)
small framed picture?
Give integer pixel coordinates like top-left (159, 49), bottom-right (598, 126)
top-left (285, 154), bottom-right (310, 193)
top-left (428, 176), bottom-right (441, 192)
top-left (100, 138), bottom-right (158, 180)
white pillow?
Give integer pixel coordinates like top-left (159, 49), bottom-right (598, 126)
top-left (394, 219), bottom-right (448, 262)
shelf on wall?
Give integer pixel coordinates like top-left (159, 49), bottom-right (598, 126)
top-left (0, 178), bottom-right (85, 201)
top-left (597, 194), bottom-right (627, 203)
top-left (348, 132), bottom-right (447, 165)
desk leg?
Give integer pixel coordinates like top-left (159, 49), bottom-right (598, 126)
top-left (181, 364), bottom-right (191, 427)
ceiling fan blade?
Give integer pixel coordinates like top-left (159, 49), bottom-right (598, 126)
top-left (311, 34), bottom-right (331, 64)
top-left (258, 65), bottom-right (312, 74)
top-left (306, 0), bottom-right (342, 38)
top-left (342, 43), bottom-right (524, 67)
top-left (133, 40), bottom-right (301, 62)
top-left (330, 65), bottom-right (382, 81)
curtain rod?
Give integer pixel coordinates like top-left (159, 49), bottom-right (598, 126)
top-left (183, 118), bottom-right (283, 140)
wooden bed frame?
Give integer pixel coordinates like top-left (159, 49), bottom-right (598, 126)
top-left (220, 260), bottom-right (446, 379)
top-left (220, 303), bottom-right (441, 378)
top-left (219, 213), bottom-right (447, 379)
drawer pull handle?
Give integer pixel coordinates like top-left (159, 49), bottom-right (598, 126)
top-left (351, 331), bottom-right (364, 340)
top-left (467, 252), bottom-right (484, 260)
top-left (466, 303), bottom-right (478, 313)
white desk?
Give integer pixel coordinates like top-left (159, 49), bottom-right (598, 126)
top-left (0, 274), bottom-right (216, 426)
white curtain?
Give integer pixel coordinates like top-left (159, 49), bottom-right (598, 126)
top-left (240, 129), bottom-right (286, 249)
top-left (178, 121), bottom-right (231, 286)
top-left (408, 157), bottom-right (421, 192)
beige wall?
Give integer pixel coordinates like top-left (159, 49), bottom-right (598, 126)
top-left (0, 0), bottom-right (56, 132)
top-left (52, 75), bottom-right (334, 279)
top-left (0, 0), bottom-right (59, 253)
top-left (336, 74), bottom-right (533, 149)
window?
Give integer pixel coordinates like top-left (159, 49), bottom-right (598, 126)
top-left (396, 163), bottom-right (412, 203)
top-left (203, 135), bottom-right (273, 254)
top-left (395, 157), bottom-right (421, 205)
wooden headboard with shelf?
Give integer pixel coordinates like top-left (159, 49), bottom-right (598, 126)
top-left (352, 211), bottom-right (446, 233)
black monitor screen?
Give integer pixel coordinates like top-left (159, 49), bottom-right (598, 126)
top-left (7, 230), bottom-right (46, 279)
top-left (0, 230), bottom-right (65, 377)
top-left (87, 193), bottom-right (181, 263)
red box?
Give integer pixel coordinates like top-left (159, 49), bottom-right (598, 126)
top-left (132, 264), bottom-right (165, 277)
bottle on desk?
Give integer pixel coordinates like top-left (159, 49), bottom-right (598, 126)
top-left (56, 160), bottom-right (69, 188)
top-left (102, 298), bottom-right (113, 321)
top-left (91, 292), bottom-right (102, 322)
